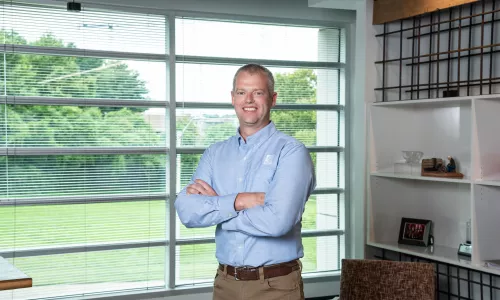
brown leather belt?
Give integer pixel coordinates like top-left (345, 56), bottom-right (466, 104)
top-left (218, 260), bottom-right (300, 281)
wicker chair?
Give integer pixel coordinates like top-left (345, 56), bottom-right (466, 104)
top-left (339, 259), bottom-right (435, 300)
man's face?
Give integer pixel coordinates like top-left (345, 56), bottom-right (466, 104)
top-left (231, 71), bottom-right (277, 133)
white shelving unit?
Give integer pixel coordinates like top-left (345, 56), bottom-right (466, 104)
top-left (367, 95), bottom-right (500, 274)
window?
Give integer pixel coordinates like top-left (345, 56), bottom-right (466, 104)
top-left (174, 18), bottom-right (347, 284)
top-left (0, 2), bottom-right (347, 299)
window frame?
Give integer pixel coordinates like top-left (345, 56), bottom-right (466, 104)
top-left (169, 14), bottom-right (349, 287)
top-left (0, 3), bottom-right (351, 297)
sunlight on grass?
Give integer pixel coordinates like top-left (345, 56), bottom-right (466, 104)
top-left (0, 197), bottom-right (319, 284)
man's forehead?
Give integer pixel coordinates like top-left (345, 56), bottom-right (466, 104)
top-left (236, 70), bottom-right (267, 80)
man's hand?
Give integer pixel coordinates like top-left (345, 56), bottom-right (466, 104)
top-left (186, 179), bottom-right (218, 196)
top-left (234, 192), bottom-right (265, 211)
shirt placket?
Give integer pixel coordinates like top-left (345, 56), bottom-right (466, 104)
top-left (236, 142), bottom-right (252, 265)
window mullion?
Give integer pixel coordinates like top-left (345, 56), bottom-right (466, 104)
top-left (166, 12), bottom-right (177, 290)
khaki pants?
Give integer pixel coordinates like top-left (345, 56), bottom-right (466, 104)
top-left (212, 263), bottom-right (304, 300)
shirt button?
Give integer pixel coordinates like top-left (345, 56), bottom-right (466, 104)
top-left (238, 177), bottom-right (243, 182)
top-left (243, 157), bottom-right (247, 161)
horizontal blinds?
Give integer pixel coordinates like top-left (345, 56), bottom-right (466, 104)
top-left (0, 2), bottom-right (168, 298)
top-left (177, 64), bottom-right (342, 104)
top-left (0, 248), bottom-right (165, 299)
top-left (0, 201), bottom-right (166, 248)
top-left (0, 154), bottom-right (166, 199)
top-left (0, 2), bottom-right (347, 296)
top-left (176, 18), bottom-right (341, 63)
top-left (177, 108), bottom-right (343, 147)
top-left (1, 4), bottom-right (166, 54)
top-left (175, 17), bottom-right (346, 283)
top-left (2, 105), bottom-right (166, 147)
top-left (2, 54), bottom-right (167, 101)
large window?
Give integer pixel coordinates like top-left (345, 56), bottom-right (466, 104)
top-left (0, 3), bottom-right (346, 299)
top-left (174, 18), bottom-right (346, 284)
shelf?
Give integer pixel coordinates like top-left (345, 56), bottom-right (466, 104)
top-left (372, 94), bottom-right (500, 107)
top-left (371, 96), bottom-right (472, 107)
top-left (366, 241), bottom-right (500, 276)
top-left (473, 94), bottom-right (500, 101)
top-left (371, 172), bottom-right (471, 184)
top-left (474, 179), bottom-right (500, 187)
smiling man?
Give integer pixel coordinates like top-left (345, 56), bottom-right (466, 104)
top-left (174, 64), bottom-right (316, 300)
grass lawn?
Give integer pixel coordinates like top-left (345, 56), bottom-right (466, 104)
top-left (0, 197), bottom-right (318, 285)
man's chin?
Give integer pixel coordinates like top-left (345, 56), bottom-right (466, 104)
top-left (241, 120), bottom-right (259, 126)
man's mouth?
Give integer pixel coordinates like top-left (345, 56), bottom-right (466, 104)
top-left (243, 107), bottom-right (256, 111)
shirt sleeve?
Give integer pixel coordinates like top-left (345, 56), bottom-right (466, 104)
top-left (221, 143), bottom-right (316, 237)
top-left (174, 146), bottom-right (238, 228)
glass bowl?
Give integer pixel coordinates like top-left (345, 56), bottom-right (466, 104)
top-left (402, 151), bottom-right (424, 164)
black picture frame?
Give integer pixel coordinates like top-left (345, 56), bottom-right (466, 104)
top-left (457, 243), bottom-right (472, 257)
top-left (398, 217), bottom-right (432, 247)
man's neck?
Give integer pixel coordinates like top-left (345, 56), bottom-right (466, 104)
top-left (239, 122), bottom-right (270, 142)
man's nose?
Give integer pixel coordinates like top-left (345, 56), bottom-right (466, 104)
top-left (245, 93), bottom-right (254, 103)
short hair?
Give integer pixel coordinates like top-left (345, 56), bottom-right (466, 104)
top-left (232, 64), bottom-right (275, 95)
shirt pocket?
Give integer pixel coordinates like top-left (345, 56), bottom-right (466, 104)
top-left (251, 165), bottom-right (277, 192)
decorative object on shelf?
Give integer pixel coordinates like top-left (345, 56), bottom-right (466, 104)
top-left (421, 157), bottom-right (464, 179)
top-left (395, 151), bottom-right (423, 175)
top-left (484, 260), bottom-right (500, 271)
top-left (446, 156), bottom-right (456, 172)
top-left (393, 162), bottom-right (421, 175)
top-left (457, 243), bottom-right (472, 257)
top-left (402, 150), bottom-right (423, 164)
top-left (398, 217), bottom-right (433, 247)
top-left (457, 219), bottom-right (472, 257)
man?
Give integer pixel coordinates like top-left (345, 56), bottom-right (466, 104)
top-left (175, 64), bottom-right (316, 300)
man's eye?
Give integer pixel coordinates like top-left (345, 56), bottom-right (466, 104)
top-left (255, 91), bottom-right (264, 96)
top-left (237, 91), bottom-right (245, 95)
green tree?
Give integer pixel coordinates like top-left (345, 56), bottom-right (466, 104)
top-left (274, 69), bottom-right (317, 104)
top-left (272, 69), bottom-right (317, 147)
top-left (0, 30), bottom-right (162, 198)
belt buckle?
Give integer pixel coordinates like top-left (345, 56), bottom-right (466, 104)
top-left (233, 267), bottom-right (239, 281)
top-left (234, 266), bottom-right (249, 281)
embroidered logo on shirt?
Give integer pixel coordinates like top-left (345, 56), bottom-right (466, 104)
top-left (263, 154), bottom-right (274, 165)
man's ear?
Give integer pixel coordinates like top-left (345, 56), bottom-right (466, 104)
top-left (231, 91), bottom-right (235, 106)
top-left (271, 92), bottom-right (277, 107)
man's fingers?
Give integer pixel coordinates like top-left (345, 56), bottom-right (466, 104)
top-left (195, 179), bottom-right (211, 191)
top-left (186, 180), bottom-right (218, 196)
top-left (186, 183), bottom-right (205, 195)
top-left (256, 192), bottom-right (265, 204)
top-left (195, 179), bottom-right (218, 196)
top-left (186, 186), bottom-right (200, 195)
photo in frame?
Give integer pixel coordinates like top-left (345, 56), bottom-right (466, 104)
top-left (398, 217), bottom-right (433, 247)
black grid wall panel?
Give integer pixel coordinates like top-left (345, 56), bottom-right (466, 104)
top-left (370, 246), bottom-right (500, 300)
top-left (375, 0), bottom-right (500, 102)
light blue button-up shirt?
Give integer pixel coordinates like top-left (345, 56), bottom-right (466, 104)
top-left (174, 121), bottom-right (316, 267)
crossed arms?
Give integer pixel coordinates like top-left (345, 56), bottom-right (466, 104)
top-left (174, 143), bottom-right (316, 237)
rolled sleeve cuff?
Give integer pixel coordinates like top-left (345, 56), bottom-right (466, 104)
top-left (218, 193), bottom-right (238, 220)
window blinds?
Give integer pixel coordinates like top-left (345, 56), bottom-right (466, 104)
top-left (0, 2), bottom-right (348, 298)
top-left (0, 2), bottom-right (168, 299)
top-left (175, 17), bottom-right (346, 285)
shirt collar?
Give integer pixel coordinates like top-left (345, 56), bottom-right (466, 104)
top-left (237, 121), bottom-right (277, 146)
